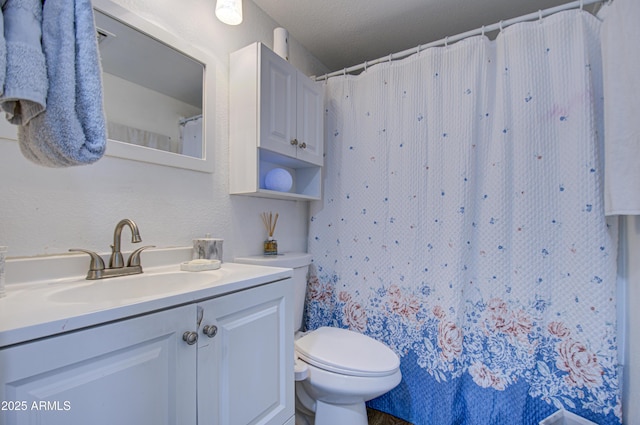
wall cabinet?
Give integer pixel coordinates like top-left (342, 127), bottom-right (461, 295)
top-left (0, 279), bottom-right (294, 425)
top-left (230, 42), bottom-right (324, 201)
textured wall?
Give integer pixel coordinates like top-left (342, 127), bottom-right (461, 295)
top-left (0, 0), bottom-right (328, 260)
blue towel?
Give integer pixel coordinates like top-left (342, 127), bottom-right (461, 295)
top-left (18, 0), bottom-right (106, 167)
top-left (0, 0), bottom-right (47, 125)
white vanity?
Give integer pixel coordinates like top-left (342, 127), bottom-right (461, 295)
top-left (0, 248), bottom-right (294, 425)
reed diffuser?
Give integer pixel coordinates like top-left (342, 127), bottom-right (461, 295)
top-left (261, 211), bottom-right (279, 255)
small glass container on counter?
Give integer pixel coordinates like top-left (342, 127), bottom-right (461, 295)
top-left (263, 239), bottom-right (278, 256)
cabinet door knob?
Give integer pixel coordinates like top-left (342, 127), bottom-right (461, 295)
top-left (203, 325), bottom-right (218, 338)
top-left (290, 138), bottom-right (299, 146)
top-left (299, 142), bottom-right (307, 149)
top-left (182, 331), bottom-right (198, 345)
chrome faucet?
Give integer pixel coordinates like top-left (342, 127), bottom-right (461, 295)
top-left (70, 219), bottom-right (154, 280)
top-left (110, 218), bottom-right (142, 268)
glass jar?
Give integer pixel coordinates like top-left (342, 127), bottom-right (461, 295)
top-left (263, 239), bottom-right (278, 256)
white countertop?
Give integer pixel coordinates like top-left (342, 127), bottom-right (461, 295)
top-left (0, 251), bottom-right (292, 348)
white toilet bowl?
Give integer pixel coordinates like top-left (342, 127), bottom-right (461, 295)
top-left (294, 327), bottom-right (402, 425)
top-left (234, 254), bottom-right (402, 425)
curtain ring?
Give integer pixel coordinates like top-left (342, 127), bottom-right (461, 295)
top-left (499, 20), bottom-right (504, 32)
top-left (388, 54), bottom-right (393, 63)
top-left (416, 44), bottom-right (421, 55)
top-left (364, 61), bottom-right (368, 72)
top-left (580, 0), bottom-right (584, 10)
top-left (324, 73), bottom-right (328, 84)
top-left (343, 68), bottom-right (347, 78)
top-left (445, 36), bottom-right (449, 47)
top-left (538, 10), bottom-right (543, 21)
top-left (481, 25), bottom-right (485, 37)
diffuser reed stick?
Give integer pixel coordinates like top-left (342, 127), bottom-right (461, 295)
top-left (261, 211), bottom-right (279, 255)
top-left (261, 211), bottom-right (279, 238)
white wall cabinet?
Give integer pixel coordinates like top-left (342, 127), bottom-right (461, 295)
top-left (230, 42), bottom-right (324, 201)
top-left (0, 279), bottom-right (294, 425)
top-left (257, 48), bottom-right (323, 165)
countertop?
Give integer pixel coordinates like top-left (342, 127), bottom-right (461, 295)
top-left (0, 257), bottom-right (292, 348)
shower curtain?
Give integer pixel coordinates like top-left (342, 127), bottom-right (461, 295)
top-left (306, 10), bottom-right (621, 425)
top-left (179, 115), bottom-right (203, 158)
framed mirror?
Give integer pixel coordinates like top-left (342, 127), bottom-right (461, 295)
top-left (93, 0), bottom-right (215, 172)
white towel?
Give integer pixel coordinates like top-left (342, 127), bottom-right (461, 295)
top-left (601, 0), bottom-right (640, 216)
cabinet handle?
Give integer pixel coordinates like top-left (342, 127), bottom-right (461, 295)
top-left (182, 331), bottom-right (198, 345)
top-left (203, 325), bottom-right (218, 338)
top-left (299, 142), bottom-right (307, 149)
top-left (290, 138), bottom-right (299, 146)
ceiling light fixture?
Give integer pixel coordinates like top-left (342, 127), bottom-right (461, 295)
top-left (215, 0), bottom-right (243, 25)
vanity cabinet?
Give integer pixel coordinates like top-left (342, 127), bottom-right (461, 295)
top-left (0, 279), bottom-right (294, 425)
top-left (0, 304), bottom-right (197, 425)
top-left (197, 279), bottom-right (293, 425)
top-left (230, 42), bottom-right (324, 201)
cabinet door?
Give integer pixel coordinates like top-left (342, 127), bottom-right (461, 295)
top-left (197, 279), bottom-right (294, 425)
top-left (295, 72), bottom-right (324, 166)
top-left (259, 46), bottom-right (297, 158)
top-left (0, 305), bottom-right (197, 425)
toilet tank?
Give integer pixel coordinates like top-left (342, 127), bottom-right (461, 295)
top-left (234, 252), bottom-right (312, 331)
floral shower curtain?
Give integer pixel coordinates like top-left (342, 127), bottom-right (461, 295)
top-left (306, 10), bottom-right (621, 425)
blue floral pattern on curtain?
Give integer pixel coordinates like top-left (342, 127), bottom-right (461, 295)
top-left (307, 10), bottom-right (621, 425)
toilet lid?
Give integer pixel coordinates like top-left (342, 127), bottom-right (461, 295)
top-left (295, 327), bottom-right (400, 377)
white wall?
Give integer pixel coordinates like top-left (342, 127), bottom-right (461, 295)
top-left (0, 0), bottom-right (328, 261)
top-left (622, 216), bottom-right (640, 424)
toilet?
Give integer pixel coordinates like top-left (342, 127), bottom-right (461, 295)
top-left (234, 253), bottom-right (402, 425)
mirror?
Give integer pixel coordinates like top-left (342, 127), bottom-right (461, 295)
top-left (92, 0), bottom-right (214, 172)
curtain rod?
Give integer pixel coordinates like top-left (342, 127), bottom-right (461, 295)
top-left (178, 114), bottom-right (202, 126)
top-left (315, 0), bottom-right (606, 82)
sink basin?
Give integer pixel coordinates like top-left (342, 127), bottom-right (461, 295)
top-left (48, 270), bottom-right (225, 303)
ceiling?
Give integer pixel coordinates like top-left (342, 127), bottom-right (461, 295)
top-left (251, 0), bottom-right (596, 72)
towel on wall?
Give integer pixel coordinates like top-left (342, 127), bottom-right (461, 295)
top-left (601, 0), bottom-right (640, 215)
top-left (18, 0), bottom-right (106, 167)
top-left (0, 0), bottom-right (47, 125)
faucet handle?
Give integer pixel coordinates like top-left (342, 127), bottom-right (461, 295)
top-left (69, 249), bottom-right (106, 271)
top-left (127, 245), bottom-right (155, 267)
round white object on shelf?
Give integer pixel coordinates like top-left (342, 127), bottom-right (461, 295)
top-left (265, 168), bottom-right (293, 192)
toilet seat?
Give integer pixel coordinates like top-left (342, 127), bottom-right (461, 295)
top-left (295, 327), bottom-right (400, 377)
